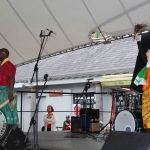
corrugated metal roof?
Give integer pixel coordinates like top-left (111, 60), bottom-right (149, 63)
top-left (16, 37), bottom-right (138, 82)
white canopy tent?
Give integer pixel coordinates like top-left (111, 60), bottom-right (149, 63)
top-left (1, 0), bottom-right (150, 65)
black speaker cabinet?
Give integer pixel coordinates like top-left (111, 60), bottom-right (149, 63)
top-left (101, 131), bottom-right (150, 150)
top-left (80, 108), bottom-right (99, 118)
top-left (71, 116), bottom-right (83, 133)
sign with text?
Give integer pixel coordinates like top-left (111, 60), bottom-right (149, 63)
top-left (49, 90), bottom-right (63, 97)
top-left (101, 80), bottom-right (131, 86)
top-left (115, 93), bottom-right (125, 113)
top-left (73, 93), bottom-right (95, 108)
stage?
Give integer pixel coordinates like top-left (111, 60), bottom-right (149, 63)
top-left (25, 131), bottom-right (105, 150)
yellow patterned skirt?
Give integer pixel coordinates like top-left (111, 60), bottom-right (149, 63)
top-left (142, 89), bottom-right (150, 129)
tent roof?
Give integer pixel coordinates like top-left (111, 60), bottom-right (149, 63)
top-left (1, 0), bottom-right (150, 65)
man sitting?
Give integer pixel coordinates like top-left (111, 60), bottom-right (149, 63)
top-left (63, 115), bottom-right (71, 130)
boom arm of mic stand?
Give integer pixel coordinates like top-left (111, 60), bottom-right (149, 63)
top-left (30, 63), bottom-right (38, 84)
top-left (30, 30), bottom-right (52, 83)
top-left (30, 35), bottom-right (46, 83)
top-left (24, 77), bottom-right (48, 144)
top-left (99, 121), bottom-right (112, 133)
top-left (75, 84), bottom-right (88, 116)
top-left (75, 80), bottom-right (92, 116)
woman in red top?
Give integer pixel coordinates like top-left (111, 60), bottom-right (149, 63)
top-left (43, 105), bottom-right (57, 131)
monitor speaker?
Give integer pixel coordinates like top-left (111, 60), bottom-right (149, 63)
top-left (71, 116), bottom-right (83, 133)
top-left (101, 131), bottom-right (150, 150)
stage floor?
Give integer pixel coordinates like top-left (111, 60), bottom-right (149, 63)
top-left (25, 131), bottom-right (105, 150)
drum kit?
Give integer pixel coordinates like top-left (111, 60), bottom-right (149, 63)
top-left (0, 110), bottom-right (30, 150)
top-left (113, 94), bottom-right (144, 132)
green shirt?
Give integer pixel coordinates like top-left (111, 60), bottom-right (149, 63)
top-left (63, 120), bottom-right (71, 130)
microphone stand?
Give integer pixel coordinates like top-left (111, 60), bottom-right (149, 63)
top-left (75, 78), bottom-right (94, 116)
top-left (24, 74), bottom-right (49, 150)
top-left (24, 29), bottom-right (54, 150)
top-left (99, 93), bottom-right (114, 133)
top-left (66, 79), bottom-right (95, 138)
top-left (81, 80), bottom-right (95, 138)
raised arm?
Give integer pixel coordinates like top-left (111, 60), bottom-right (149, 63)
top-left (135, 33), bottom-right (147, 65)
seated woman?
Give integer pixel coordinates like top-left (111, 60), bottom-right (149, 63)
top-left (43, 105), bottom-right (57, 131)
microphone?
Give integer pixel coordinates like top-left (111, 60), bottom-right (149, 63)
top-left (86, 78), bottom-right (94, 81)
top-left (46, 29), bottom-right (57, 35)
top-left (84, 78), bottom-right (93, 91)
top-left (39, 30), bottom-right (43, 37)
top-left (44, 74), bottom-right (51, 81)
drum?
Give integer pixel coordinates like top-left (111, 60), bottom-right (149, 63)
top-left (0, 110), bottom-right (7, 139)
top-left (0, 110), bottom-right (30, 150)
top-left (0, 124), bottom-right (30, 150)
top-left (114, 110), bottom-right (138, 132)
